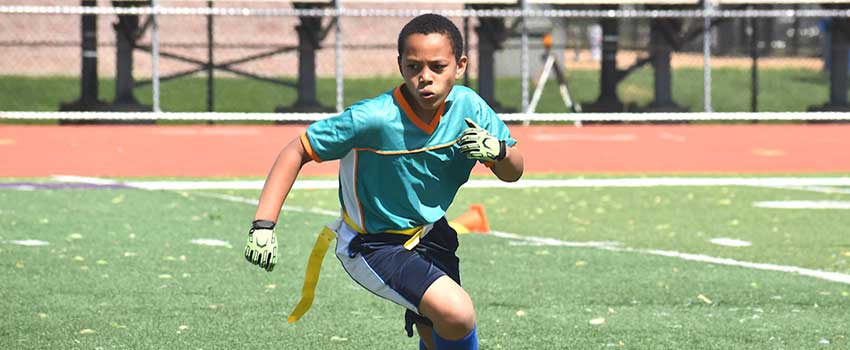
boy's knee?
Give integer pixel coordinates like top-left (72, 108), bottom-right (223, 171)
top-left (420, 276), bottom-right (477, 338)
top-left (438, 303), bottom-right (475, 333)
top-left (425, 291), bottom-right (475, 333)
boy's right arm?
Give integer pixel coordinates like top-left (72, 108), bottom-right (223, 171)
top-left (255, 136), bottom-right (314, 222)
top-left (244, 136), bottom-right (314, 272)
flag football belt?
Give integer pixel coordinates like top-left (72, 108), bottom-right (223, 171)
top-left (287, 212), bottom-right (430, 323)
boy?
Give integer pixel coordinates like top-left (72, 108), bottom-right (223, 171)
top-left (244, 13), bottom-right (524, 350)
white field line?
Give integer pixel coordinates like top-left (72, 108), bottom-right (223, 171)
top-left (708, 237), bottom-right (753, 247)
top-left (492, 230), bottom-right (850, 284)
top-left (190, 238), bottom-right (232, 248)
top-left (47, 175), bottom-right (850, 285)
top-left (189, 191), bottom-right (340, 217)
top-left (494, 231), bottom-right (850, 284)
top-left (52, 175), bottom-right (121, 185)
top-left (757, 184), bottom-right (850, 195)
top-left (489, 230), bottom-right (620, 248)
top-left (8, 239), bottom-right (50, 246)
top-left (51, 175), bottom-right (333, 190)
top-left (49, 175), bottom-right (850, 190)
top-left (753, 201), bottom-right (850, 209)
top-left (203, 193), bottom-right (850, 286)
top-left (598, 247), bottom-right (850, 285)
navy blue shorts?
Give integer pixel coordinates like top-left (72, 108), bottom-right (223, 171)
top-left (335, 217), bottom-right (460, 337)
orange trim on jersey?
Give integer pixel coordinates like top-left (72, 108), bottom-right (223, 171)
top-left (300, 132), bottom-right (323, 163)
top-left (393, 85), bottom-right (445, 135)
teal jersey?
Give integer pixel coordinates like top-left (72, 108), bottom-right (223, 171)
top-left (302, 85), bottom-right (517, 233)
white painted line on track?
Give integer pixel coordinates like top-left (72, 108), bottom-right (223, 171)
top-left (48, 175), bottom-right (850, 190)
top-left (43, 175), bottom-right (850, 285)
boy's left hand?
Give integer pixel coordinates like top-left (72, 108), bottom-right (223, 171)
top-left (458, 118), bottom-right (506, 162)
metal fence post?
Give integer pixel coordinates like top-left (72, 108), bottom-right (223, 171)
top-left (520, 0), bottom-right (530, 118)
top-left (152, 0), bottom-right (161, 112)
top-left (335, 0), bottom-right (344, 113)
top-left (703, 0), bottom-right (712, 113)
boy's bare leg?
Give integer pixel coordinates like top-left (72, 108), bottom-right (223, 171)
top-left (416, 323), bottom-right (435, 350)
top-left (419, 276), bottom-right (476, 340)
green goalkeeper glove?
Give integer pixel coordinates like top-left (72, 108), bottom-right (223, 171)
top-left (458, 118), bottom-right (506, 162)
top-left (244, 220), bottom-right (277, 272)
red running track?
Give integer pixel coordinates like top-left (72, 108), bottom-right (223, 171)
top-left (1, 124), bottom-right (849, 177)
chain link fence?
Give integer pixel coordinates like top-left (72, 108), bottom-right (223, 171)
top-left (0, 0), bottom-right (839, 118)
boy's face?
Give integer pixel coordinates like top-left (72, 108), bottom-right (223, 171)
top-left (398, 33), bottom-right (467, 118)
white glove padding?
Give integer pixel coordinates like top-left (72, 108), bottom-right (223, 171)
top-left (458, 118), bottom-right (506, 162)
top-left (244, 225), bottom-right (277, 272)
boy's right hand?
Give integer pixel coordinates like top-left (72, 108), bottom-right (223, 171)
top-left (458, 118), bottom-right (506, 163)
top-left (244, 220), bottom-right (278, 272)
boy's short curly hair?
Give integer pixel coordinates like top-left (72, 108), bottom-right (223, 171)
top-left (397, 13), bottom-right (464, 63)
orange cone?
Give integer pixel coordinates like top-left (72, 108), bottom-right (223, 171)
top-left (448, 204), bottom-right (490, 234)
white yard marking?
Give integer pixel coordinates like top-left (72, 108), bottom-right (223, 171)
top-left (501, 233), bottom-right (849, 284)
top-left (490, 230), bottom-right (619, 248)
top-left (50, 175), bottom-right (329, 191)
top-left (134, 181), bottom-right (267, 190)
top-left (709, 238), bottom-right (752, 247)
top-left (190, 239), bottom-right (232, 248)
top-left (8, 239), bottom-right (50, 246)
top-left (757, 185), bottom-right (850, 195)
top-left (190, 191), bottom-right (339, 216)
top-left (43, 175), bottom-right (850, 285)
top-left (753, 201), bottom-right (850, 209)
top-left (190, 192), bottom-right (259, 205)
top-left (601, 246), bottom-right (850, 285)
top-left (129, 180), bottom-right (338, 191)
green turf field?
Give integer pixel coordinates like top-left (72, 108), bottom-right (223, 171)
top-left (1, 176), bottom-right (848, 349)
top-left (0, 67), bottom-right (838, 120)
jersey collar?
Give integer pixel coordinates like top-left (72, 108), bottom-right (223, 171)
top-left (393, 85), bottom-right (446, 135)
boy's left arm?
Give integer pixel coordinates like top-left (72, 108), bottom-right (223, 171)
top-left (458, 118), bottom-right (524, 182)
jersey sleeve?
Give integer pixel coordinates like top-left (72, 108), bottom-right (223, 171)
top-left (477, 97), bottom-right (517, 147)
top-left (301, 109), bottom-right (358, 162)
